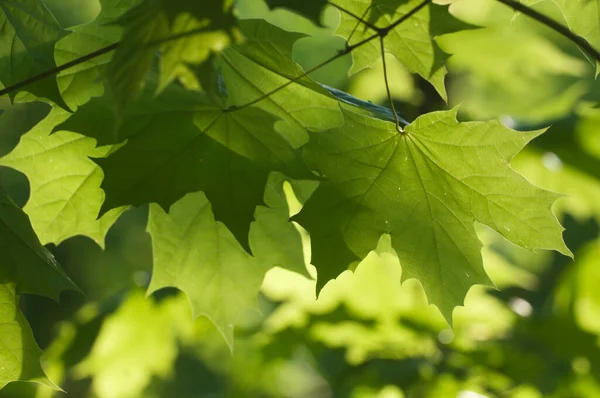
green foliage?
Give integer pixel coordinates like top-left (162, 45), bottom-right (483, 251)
top-left (295, 106), bottom-right (570, 318)
top-left (0, 109), bottom-right (125, 247)
top-left (334, 0), bottom-right (471, 99)
top-left (0, 0), bottom-right (68, 109)
top-left (0, 0), bottom-right (599, 396)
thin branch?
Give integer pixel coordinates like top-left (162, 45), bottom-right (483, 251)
top-left (379, 0), bottom-right (430, 37)
top-left (228, 0), bottom-right (430, 112)
top-left (0, 43), bottom-right (119, 98)
top-left (346, 6), bottom-right (373, 46)
top-left (494, 0), bottom-right (600, 63)
top-left (380, 36), bottom-right (403, 134)
top-left (328, 1), bottom-right (379, 31)
top-left (0, 26), bottom-right (213, 99)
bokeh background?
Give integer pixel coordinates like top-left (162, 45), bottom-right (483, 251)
top-left (1, 0), bottom-right (600, 397)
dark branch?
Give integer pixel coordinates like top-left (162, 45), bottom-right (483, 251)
top-left (494, 0), bottom-right (600, 63)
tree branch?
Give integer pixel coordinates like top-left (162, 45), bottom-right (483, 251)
top-left (494, 0), bottom-right (600, 63)
top-left (0, 26), bottom-right (214, 99)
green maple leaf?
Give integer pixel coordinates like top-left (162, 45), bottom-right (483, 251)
top-left (0, 189), bottom-right (77, 299)
top-left (294, 106), bottom-right (571, 320)
top-left (0, 188), bottom-right (77, 388)
top-left (264, 0), bottom-right (329, 26)
top-left (54, 0), bottom-right (137, 109)
top-left (148, 191), bottom-right (269, 348)
top-left (0, 284), bottom-right (57, 389)
top-left (436, 26), bottom-right (589, 122)
top-left (0, 108), bottom-right (126, 248)
top-left (520, 0), bottom-right (599, 64)
top-left (0, 0), bottom-right (69, 109)
top-left (333, 0), bottom-right (472, 100)
top-left (219, 19), bottom-right (344, 148)
top-left (57, 84), bottom-right (310, 249)
top-left (250, 172), bottom-right (317, 278)
top-left (107, 0), bottom-right (238, 107)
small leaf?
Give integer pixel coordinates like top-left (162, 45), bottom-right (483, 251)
top-left (0, 189), bottom-right (77, 299)
top-left (148, 192), bottom-right (269, 348)
top-left (219, 19), bottom-right (344, 148)
top-left (0, 283), bottom-right (58, 390)
top-left (0, 108), bottom-right (126, 248)
top-left (334, 0), bottom-right (473, 100)
top-left (54, 0), bottom-right (138, 109)
top-left (58, 84), bottom-right (310, 249)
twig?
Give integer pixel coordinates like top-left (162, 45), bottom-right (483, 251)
top-left (328, 1), bottom-right (378, 31)
top-left (228, 0), bottom-right (431, 112)
top-left (494, 0), bottom-right (600, 63)
top-left (0, 43), bottom-right (119, 98)
top-left (0, 26), bottom-right (213, 98)
top-left (380, 36), bottom-right (404, 134)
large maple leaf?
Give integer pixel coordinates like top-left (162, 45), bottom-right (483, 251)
top-left (56, 84), bottom-right (311, 250)
top-left (294, 106), bottom-right (571, 320)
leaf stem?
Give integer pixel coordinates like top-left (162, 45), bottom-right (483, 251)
top-left (494, 0), bottom-right (600, 63)
top-left (380, 36), bottom-right (404, 134)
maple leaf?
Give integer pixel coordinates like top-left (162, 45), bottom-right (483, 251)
top-left (0, 109), bottom-right (126, 248)
top-left (148, 192), bottom-right (270, 348)
top-left (333, 0), bottom-right (473, 100)
top-left (54, 0), bottom-right (137, 109)
top-left (519, 0), bottom-right (599, 66)
top-left (437, 26), bottom-right (589, 122)
top-left (294, 106), bottom-right (571, 320)
top-left (56, 84), bottom-right (311, 250)
top-left (106, 0), bottom-right (238, 107)
top-left (0, 188), bottom-right (77, 388)
top-left (0, 0), bottom-right (69, 109)
top-left (219, 19), bottom-right (344, 147)
top-left (0, 284), bottom-right (58, 389)
top-left (0, 189), bottom-right (77, 299)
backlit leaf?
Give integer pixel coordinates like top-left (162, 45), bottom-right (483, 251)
top-left (294, 106), bottom-right (570, 319)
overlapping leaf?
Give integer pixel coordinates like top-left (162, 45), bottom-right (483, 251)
top-left (107, 0), bottom-right (238, 107)
top-left (294, 106), bottom-right (570, 319)
top-left (148, 192), bottom-right (269, 347)
top-left (0, 109), bottom-right (126, 247)
top-left (0, 189), bottom-right (77, 388)
top-left (0, 0), bottom-right (69, 109)
top-left (0, 284), bottom-right (56, 389)
top-left (54, 0), bottom-right (137, 109)
top-left (333, 0), bottom-right (472, 100)
top-left (219, 19), bottom-right (344, 147)
top-left (520, 0), bottom-right (599, 65)
top-left (437, 26), bottom-right (590, 122)
top-left (56, 83), bottom-right (311, 249)
top-left (0, 189), bottom-right (77, 298)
